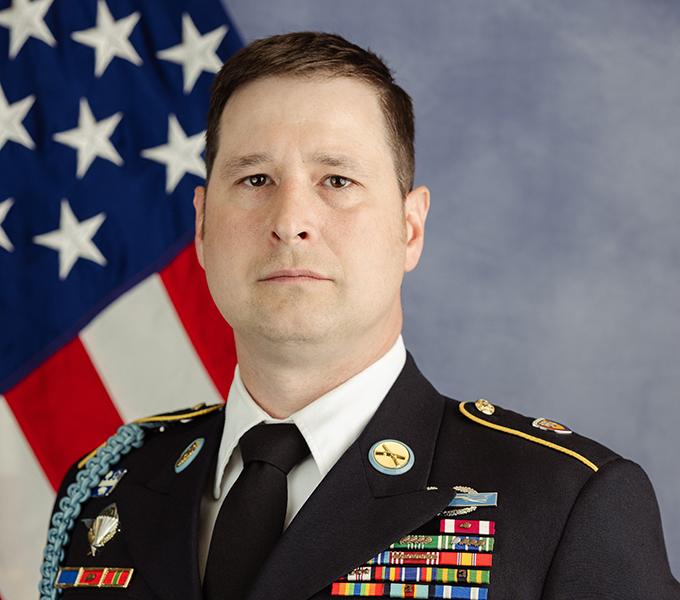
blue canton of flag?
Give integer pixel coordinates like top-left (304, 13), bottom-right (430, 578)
top-left (0, 0), bottom-right (242, 392)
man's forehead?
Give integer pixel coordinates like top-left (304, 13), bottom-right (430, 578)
top-left (218, 74), bottom-right (385, 132)
top-left (214, 75), bottom-right (393, 177)
top-left (225, 73), bottom-right (381, 104)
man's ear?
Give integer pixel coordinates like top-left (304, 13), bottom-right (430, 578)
top-left (403, 185), bottom-right (430, 273)
top-left (193, 185), bottom-right (206, 270)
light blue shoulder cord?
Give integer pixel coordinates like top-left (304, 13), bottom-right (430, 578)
top-left (38, 422), bottom-right (147, 599)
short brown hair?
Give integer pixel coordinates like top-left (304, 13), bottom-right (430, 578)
top-left (205, 31), bottom-right (415, 197)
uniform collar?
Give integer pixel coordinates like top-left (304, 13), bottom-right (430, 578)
top-left (213, 334), bottom-right (406, 498)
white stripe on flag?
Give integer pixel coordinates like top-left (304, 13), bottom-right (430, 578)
top-left (0, 396), bottom-right (55, 600)
top-left (80, 273), bottom-right (222, 422)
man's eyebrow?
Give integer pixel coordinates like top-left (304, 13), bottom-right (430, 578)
top-left (219, 152), bottom-right (274, 177)
top-left (218, 151), bottom-right (368, 178)
top-left (309, 152), bottom-right (366, 174)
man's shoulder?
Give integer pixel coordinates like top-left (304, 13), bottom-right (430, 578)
top-left (437, 395), bottom-right (622, 475)
top-left (42, 403), bottom-right (225, 596)
top-left (87, 402), bottom-right (222, 455)
top-left (428, 394), bottom-right (629, 546)
top-left (58, 402), bottom-right (225, 488)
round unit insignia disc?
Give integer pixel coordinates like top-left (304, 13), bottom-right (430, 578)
top-left (532, 417), bottom-right (572, 434)
top-left (369, 439), bottom-right (415, 476)
top-left (174, 437), bottom-right (205, 473)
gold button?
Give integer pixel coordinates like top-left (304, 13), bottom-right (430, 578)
top-left (475, 399), bottom-right (495, 416)
top-left (372, 441), bottom-right (411, 469)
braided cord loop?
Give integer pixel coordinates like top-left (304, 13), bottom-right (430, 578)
top-left (38, 423), bottom-right (146, 599)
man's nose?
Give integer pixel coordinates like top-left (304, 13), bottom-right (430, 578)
top-left (269, 181), bottom-right (316, 245)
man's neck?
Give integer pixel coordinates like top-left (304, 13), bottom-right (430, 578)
top-left (234, 330), bottom-right (402, 419)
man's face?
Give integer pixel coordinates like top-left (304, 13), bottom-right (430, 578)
top-left (194, 75), bottom-right (429, 351)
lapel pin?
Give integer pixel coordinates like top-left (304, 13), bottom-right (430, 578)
top-left (82, 503), bottom-right (120, 556)
top-left (91, 468), bottom-right (127, 498)
top-left (532, 417), bottom-right (572, 434)
top-left (174, 437), bottom-right (205, 473)
top-left (368, 439), bottom-right (415, 476)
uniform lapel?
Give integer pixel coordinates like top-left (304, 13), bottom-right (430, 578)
top-left (246, 352), bottom-right (455, 600)
top-left (119, 408), bottom-right (224, 600)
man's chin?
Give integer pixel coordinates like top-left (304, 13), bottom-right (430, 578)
top-left (242, 315), bottom-right (339, 346)
top-left (258, 324), bottom-right (331, 345)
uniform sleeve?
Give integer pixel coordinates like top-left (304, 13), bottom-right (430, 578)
top-left (541, 458), bottom-right (680, 599)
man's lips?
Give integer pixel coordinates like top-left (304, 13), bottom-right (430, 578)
top-left (260, 269), bottom-right (331, 281)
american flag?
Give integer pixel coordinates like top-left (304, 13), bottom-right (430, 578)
top-left (0, 1), bottom-right (241, 597)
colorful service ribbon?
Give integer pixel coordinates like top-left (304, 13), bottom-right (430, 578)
top-left (344, 565), bottom-right (490, 585)
top-left (390, 535), bottom-right (494, 552)
top-left (331, 581), bottom-right (488, 599)
top-left (366, 551), bottom-right (492, 568)
top-left (439, 520), bottom-right (495, 536)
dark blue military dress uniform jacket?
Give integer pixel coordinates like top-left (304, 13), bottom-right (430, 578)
top-left (47, 351), bottom-right (680, 599)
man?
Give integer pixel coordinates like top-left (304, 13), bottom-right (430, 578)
top-left (43, 32), bottom-right (679, 600)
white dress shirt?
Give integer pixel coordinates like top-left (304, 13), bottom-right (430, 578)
top-left (198, 334), bottom-right (406, 579)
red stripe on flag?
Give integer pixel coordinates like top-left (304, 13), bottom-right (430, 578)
top-left (5, 338), bottom-right (123, 490)
top-left (160, 243), bottom-right (236, 400)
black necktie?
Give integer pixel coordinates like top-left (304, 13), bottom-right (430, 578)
top-left (203, 422), bottom-right (311, 600)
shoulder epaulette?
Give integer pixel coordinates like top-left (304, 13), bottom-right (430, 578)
top-left (459, 399), bottom-right (619, 473)
top-left (132, 401), bottom-right (223, 424)
top-left (77, 402), bottom-right (223, 468)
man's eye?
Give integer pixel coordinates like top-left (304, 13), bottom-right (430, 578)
top-left (325, 175), bottom-right (352, 189)
top-left (242, 174), bottom-right (269, 187)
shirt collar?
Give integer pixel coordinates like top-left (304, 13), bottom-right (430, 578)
top-left (213, 335), bottom-right (406, 499)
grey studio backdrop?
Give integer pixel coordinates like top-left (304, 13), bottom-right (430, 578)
top-left (225, 0), bottom-right (680, 576)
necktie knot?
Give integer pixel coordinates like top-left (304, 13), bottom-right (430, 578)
top-left (239, 422), bottom-right (310, 475)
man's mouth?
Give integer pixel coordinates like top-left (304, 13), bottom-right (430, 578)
top-left (260, 269), bottom-right (330, 281)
